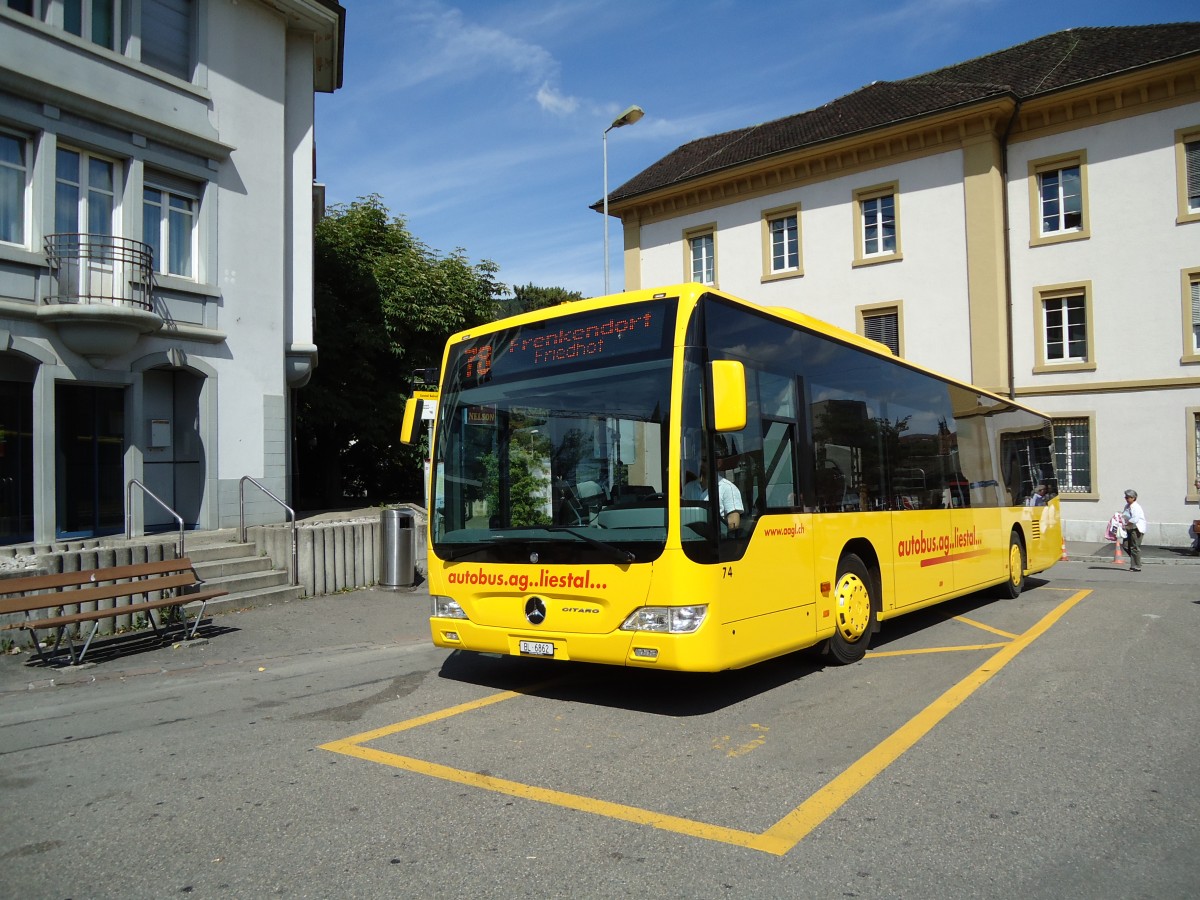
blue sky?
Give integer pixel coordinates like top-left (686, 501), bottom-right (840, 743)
top-left (315, 0), bottom-right (1198, 299)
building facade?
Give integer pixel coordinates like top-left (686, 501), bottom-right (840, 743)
top-left (0, 0), bottom-right (344, 544)
top-left (604, 24), bottom-right (1200, 546)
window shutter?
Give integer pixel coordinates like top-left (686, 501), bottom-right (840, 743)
top-left (142, 0), bottom-right (193, 81)
top-left (144, 168), bottom-right (200, 198)
top-left (1192, 280), bottom-right (1200, 342)
top-left (863, 311), bottom-right (899, 356)
top-left (1188, 140), bottom-right (1200, 208)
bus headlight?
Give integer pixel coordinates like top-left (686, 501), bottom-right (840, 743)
top-left (620, 605), bottom-right (707, 634)
top-left (432, 595), bottom-right (468, 619)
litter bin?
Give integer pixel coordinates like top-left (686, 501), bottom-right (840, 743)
top-left (379, 508), bottom-right (416, 589)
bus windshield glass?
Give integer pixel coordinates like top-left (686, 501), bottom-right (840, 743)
top-left (431, 299), bottom-right (677, 565)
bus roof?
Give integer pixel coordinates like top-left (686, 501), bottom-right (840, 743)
top-left (446, 283), bottom-right (1047, 418)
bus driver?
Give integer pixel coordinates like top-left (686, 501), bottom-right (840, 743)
top-left (684, 456), bottom-right (744, 532)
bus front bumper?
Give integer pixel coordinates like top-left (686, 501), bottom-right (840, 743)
top-left (429, 617), bottom-right (724, 671)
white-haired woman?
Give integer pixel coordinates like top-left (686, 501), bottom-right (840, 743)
top-left (1121, 489), bottom-right (1146, 572)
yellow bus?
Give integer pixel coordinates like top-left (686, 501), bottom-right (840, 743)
top-left (403, 284), bottom-right (1061, 671)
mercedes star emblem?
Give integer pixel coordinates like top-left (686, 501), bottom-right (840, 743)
top-left (524, 596), bottom-right (546, 625)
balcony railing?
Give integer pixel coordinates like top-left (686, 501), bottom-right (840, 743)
top-left (44, 233), bottom-right (155, 311)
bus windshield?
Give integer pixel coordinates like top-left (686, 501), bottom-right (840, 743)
top-left (431, 299), bottom-right (676, 565)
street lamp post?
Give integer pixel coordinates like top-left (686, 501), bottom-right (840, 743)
top-left (603, 104), bottom-right (644, 295)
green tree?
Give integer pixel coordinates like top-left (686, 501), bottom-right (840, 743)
top-left (295, 195), bottom-right (504, 508)
top-left (495, 282), bottom-right (584, 319)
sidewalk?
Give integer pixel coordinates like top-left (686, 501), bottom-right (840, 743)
top-left (0, 583), bottom-right (434, 692)
top-left (1065, 541), bottom-right (1200, 565)
top-left (3, 542), bottom-right (1192, 692)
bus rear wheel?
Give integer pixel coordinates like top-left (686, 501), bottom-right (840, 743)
top-left (824, 553), bottom-right (876, 665)
top-left (1001, 531), bottom-right (1025, 599)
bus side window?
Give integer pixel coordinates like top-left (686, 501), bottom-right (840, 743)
top-left (762, 419), bottom-right (797, 509)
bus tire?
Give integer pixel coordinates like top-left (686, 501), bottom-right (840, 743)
top-left (824, 553), bottom-right (876, 665)
top-left (1001, 531), bottom-right (1025, 599)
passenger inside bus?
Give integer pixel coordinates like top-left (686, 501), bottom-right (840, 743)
top-left (683, 451), bottom-right (745, 533)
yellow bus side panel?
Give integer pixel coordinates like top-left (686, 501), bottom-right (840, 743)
top-left (427, 501), bottom-right (1063, 672)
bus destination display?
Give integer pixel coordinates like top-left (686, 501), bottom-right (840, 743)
top-left (454, 299), bottom-right (674, 384)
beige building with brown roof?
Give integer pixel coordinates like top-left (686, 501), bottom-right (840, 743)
top-left (602, 23), bottom-right (1200, 546)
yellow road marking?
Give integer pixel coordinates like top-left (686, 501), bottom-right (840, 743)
top-left (952, 615), bottom-right (1019, 640)
top-left (712, 724), bottom-right (769, 758)
top-left (321, 589), bottom-right (1091, 856)
top-left (322, 739), bottom-right (770, 851)
top-left (322, 690), bottom-right (523, 748)
top-left (759, 588), bottom-right (1090, 851)
top-left (866, 642), bottom-right (1008, 658)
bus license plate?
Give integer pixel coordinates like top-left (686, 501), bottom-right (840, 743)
top-left (519, 640), bottom-right (554, 657)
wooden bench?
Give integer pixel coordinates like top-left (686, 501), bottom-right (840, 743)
top-left (0, 558), bottom-right (227, 666)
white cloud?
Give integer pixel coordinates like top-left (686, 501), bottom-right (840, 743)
top-left (362, 0), bottom-right (585, 117)
top-left (389, 2), bottom-right (554, 85)
top-left (536, 82), bottom-right (579, 115)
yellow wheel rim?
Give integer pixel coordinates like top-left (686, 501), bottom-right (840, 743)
top-left (1008, 542), bottom-right (1023, 587)
top-left (834, 572), bottom-right (871, 641)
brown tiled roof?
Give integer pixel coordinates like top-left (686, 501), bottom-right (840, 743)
top-left (603, 23), bottom-right (1200, 207)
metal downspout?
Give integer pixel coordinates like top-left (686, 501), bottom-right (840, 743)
top-left (1000, 97), bottom-right (1021, 400)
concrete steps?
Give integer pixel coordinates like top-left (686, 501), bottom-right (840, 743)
top-left (1, 506), bottom-right (427, 638)
top-left (183, 533), bottom-right (303, 613)
top-left (0, 531), bottom-right (303, 637)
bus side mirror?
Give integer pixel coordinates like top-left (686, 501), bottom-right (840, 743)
top-left (400, 397), bottom-right (424, 445)
top-left (710, 360), bottom-right (747, 432)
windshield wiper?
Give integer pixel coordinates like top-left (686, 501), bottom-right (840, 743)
top-left (439, 540), bottom-right (498, 562)
top-left (440, 530), bottom-right (635, 565)
top-left (545, 527), bottom-right (636, 564)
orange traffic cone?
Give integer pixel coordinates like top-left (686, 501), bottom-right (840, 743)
top-left (1113, 540), bottom-right (1125, 565)
top-left (1060, 539), bottom-right (1069, 562)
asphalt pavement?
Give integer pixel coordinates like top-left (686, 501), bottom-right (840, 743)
top-left (0, 584), bottom-right (436, 692)
top-left (1, 540), bottom-right (1194, 693)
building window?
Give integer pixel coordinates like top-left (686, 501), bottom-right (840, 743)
top-left (1028, 152), bottom-right (1089, 246)
top-left (1191, 409), bottom-right (1200, 501)
top-left (55, 147), bottom-right (116, 237)
top-left (143, 175), bottom-right (198, 277)
top-left (6, 1), bottom-right (36, 17)
top-left (1039, 166), bottom-right (1082, 233)
top-left (1033, 282), bottom-right (1095, 373)
top-left (141, 0), bottom-right (194, 81)
top-left (857, 302), bottom-right (903, 357)
top-left (1052, 417), bottom-right (1093, 495)
top-left (62, 0), bottom-right (121, 51)
top-left (853, 183), bottom-right (901, 266)
top-left (771, 215), bottom-right (798, 271)
top-left (862, 195), bottom-right (895, 255)
top-left (684, 225), bottom-right (716, 285)
top-left (0, 131), bottom-right (28, 246)
top-left (62, 0), bottom-right (120, 50)
top-left (1177, 127), bottom-right (1200, 224)
top-left (1184, 267), bottom-right (1200, 364)
top-left (1044, 295), bottom-right (1087, 362)
top-left (759, 204), bottom-right (801, 281)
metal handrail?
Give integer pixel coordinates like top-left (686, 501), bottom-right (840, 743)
top-left (126, 479), bottom-right (185, 559)
top-left (238, 476), bottom-right (298, 586)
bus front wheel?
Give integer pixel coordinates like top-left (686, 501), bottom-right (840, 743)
top-left (824, 553), bottom-right (876, 665)
top-left (1001, 532), bottom-right (1025, 599)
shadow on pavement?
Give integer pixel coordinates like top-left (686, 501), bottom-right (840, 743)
top-left (13, 619), bottom-right (241, 670)
top-left (436, 645), bottom-right (827, 717)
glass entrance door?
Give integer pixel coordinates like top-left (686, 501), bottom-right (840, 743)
top-left (142, 369), bottom-right (204, 531)
top-left (0, 377), bottom-right (34, 544)
top-left (56, 384), bottom-right (125, 538)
